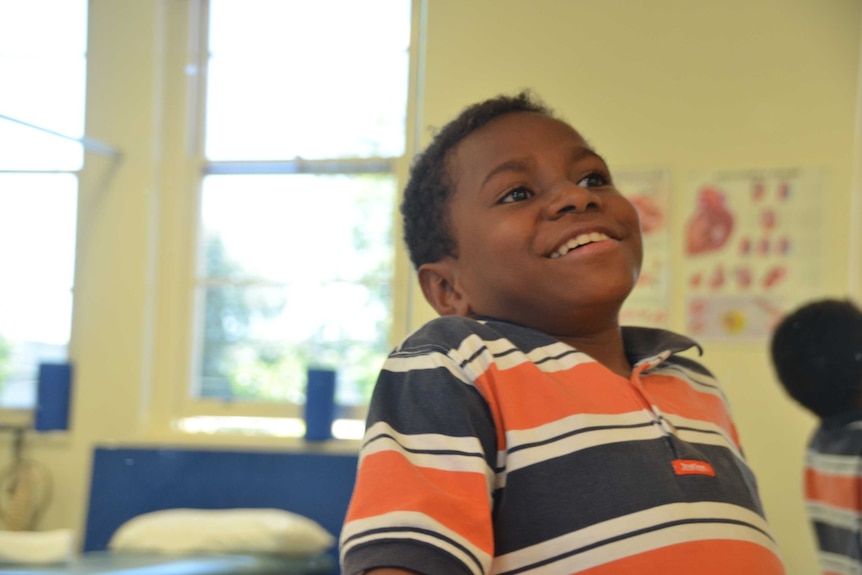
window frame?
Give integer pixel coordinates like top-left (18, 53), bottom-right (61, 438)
top-left (0, 0), bottom-right (91, 423)
top-left (146, 0), bottom-right (423, 439)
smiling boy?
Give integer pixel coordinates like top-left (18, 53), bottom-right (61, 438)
top-left (339, 92), bottom-right (785, 575)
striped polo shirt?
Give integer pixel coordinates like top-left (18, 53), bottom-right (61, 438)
top-left (340, 316), bottom-right (785, 574)
top-left (805, 411), bottom-right (862, 575)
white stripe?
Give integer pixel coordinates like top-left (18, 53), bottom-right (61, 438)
top-left (662, 412), bottom-right (744, 459)
top-left (633, 351), bottom-right (671, 370)
top-left (505, 413), bottom-right (666, 473)
top-left (456, 335), bottom-right (594, 374)
top-left (500, 411), bottom-right (747, 477)
top-left (362, 421), bottom-right (484, 459)
top-left (495, 450), bottom-right (508, 490)
top-left (384, 349), bottom-right (474, 385)
top-left (808, 500), bottom-right (862, 530)
top-left (820, 551), bottom-right (862, 575)
top-left (522, 349), bottom-right (595, 373)
top-left (362, 422), bottom-right (492, 471)
top-left (492, 502), bottom-right (778, 574)
top-left (340, 510), bottom-right (491, 575)
top-left (512, 342), bottom-right (593, 373)
top-left (807, 451), bottom-right (862, 476)
top-left (650, 362), bottom-right (723, 396)
top-left (449, 334), bottom-right (497, 381)
top-left (674, 426), bottom-right (744, 458)
top-left (507, 411), bottom-right (656, 449)
top-left (386, 334), bottom-right (595, 391)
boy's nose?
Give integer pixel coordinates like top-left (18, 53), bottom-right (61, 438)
top-left (544, 181), bottom-right (601, 218)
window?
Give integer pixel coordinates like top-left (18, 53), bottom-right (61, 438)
top-left (0, 0), bottom-right (87, 416)
top-left (178, 0), bottom-right (413, 438)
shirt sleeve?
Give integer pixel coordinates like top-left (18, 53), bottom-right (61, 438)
top-left (339, 339), bottom-right (498, 575)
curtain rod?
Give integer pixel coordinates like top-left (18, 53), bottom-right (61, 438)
top-left (0, 113), bottom-right (121, 159)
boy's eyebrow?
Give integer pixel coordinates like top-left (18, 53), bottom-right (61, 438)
top-left (481, 159), bottom-right (532, 187)
top-left (481, 147), bottom-right (606, 188)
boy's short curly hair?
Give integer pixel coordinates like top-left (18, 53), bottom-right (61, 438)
top-left (770, 298), bottom-right (862, 418)
top-left (401, 90), bottom-right (553, 269)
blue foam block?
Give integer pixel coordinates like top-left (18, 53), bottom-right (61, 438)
top-left (35, 362), bottom-right (73, 431)
top-left (305, 368), bottom-right (336, 441)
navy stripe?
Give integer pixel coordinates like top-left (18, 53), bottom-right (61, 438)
top-left (493, 439), bottom-right (763, 552)
top-left (343, 526), bottom-right (485, 573)
top-left (813, 520), bottom-right (862, 561)
top-left (533, 348), bottom-right (584, 366)
top-left (491, 345), bottom-right (527, 361)
top-left (498, 517), bottom-right (773, 575)
top-left (655, 363), bottom-right (721, 392)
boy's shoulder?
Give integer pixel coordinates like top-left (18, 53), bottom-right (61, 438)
top-left (395, 315), bottom-right (557, 353)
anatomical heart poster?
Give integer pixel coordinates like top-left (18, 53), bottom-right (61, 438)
top-left (684, 168), bottom-right (824, 340)
top-left (618, 169), bottom-right (671, 328)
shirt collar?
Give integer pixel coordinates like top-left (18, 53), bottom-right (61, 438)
top-left (622, 326), bottom-right (703, 366)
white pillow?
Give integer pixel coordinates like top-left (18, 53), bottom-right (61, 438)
top-left (0, 529), bottom-right (75, 564)
top-left (107, 508), bottom-right (335, 556)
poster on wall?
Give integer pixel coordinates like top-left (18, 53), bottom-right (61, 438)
top-left (618, 169), bottom-right (671, 328)
top-left (684, 168), bottom-right (824, 341)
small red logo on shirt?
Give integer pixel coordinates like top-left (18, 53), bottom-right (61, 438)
top-left (672, 459), bottom-right (716, 477)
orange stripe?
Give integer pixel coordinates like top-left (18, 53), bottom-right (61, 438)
top-left (575, 539), bottom-right (785, 574)
top-left (345, 450), bottom-right (493, 554)
top-left (473, 361), bottom-right (641, 438)
top-left (473, 362), bottom-right (739, 447)
top-left (641, 373), bottom-right (740, 446)
top-left (806, 467), bottom-right (862, 512)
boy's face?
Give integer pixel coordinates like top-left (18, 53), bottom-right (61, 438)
top-left (429, 111), bottom-right (642, 336)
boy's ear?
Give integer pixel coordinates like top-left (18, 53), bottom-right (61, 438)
top-left (417, 259), bottom-right (471, 317)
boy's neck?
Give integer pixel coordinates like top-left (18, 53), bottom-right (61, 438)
top-left (557, 328), bottom-right (631, 378)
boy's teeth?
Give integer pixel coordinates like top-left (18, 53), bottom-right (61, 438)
top-left (549, 232), bottom-right (610, 258)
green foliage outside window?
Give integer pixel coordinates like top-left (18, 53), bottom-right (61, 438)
top-left (197, 175), bottom-right (393, 406)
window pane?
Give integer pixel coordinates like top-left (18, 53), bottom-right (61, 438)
top-left (205, 0), bottom-right (410, 160)
top-left (201, 174), bottom-right (394, 283)
top-left (196, 174), bottom-right (395, 406)
top-left (0, 0), bottom-right (87, 170)
top-left (0, 56), bottom-right (87, 170)
top-left (0, 0), bottom-right (88, 54)
top-left (0, 174), bottom-right (77, 408)
top-left (0, 0), bottom-right (85, 411)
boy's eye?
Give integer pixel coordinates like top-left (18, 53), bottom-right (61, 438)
top-left (500, 186), bottom-right (533, 204)
top-left (577, 172), bottom-right (610, 188)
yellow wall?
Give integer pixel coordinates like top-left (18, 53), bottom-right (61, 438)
top-left (1, 2), bottom-right (859, 575)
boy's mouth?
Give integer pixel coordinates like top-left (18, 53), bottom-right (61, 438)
top-left (548, 232), bottom-right (611, 258)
